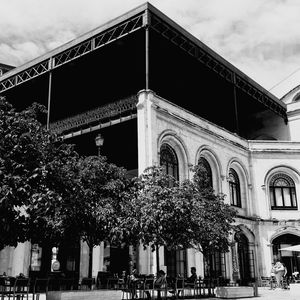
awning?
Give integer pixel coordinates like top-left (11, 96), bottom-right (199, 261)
top-left (279, 245), bottom-right (300, 252)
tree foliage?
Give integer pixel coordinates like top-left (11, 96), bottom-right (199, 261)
top-left (64, 155), bottom-right (132, 249)
top-left (131, 165), bottom-right (236, 267)
top-left (0, 97), bottom-right (77, 249)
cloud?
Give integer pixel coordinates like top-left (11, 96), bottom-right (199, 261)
top-left (1, 0), bottom-right (300, 97)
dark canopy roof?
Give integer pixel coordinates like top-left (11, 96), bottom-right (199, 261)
top-left (0, 2), bottom-right (286, 138)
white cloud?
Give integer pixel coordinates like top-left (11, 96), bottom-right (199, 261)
top-left (0, 0), bottom-right (300, 97)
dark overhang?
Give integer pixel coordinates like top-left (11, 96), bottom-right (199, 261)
top-left (0, 2), bottom-right (287, 125)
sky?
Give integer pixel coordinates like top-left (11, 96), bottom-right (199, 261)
top-left (1, 0), bottom-right (300, 98)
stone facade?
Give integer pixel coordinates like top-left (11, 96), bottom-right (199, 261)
top-left (136, 89), bottom-right (300, 282)
top-left (1, 88), bottom-right (300, 284)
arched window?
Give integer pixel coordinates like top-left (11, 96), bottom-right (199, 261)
top-left (269, 173), bottom-right (297, 209)
top-left (160, 144), bottom-right (179, 180)
top-left (160, 144), bottom-right (184, 277)
top-left (229, 168), bottom-right (241, 207)
top-left (293, 93), bottom-right (300, 102)
top-left (198, 157), bottom-right (213, 188)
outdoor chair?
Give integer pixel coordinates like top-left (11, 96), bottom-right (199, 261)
top-left (184, 277), bottom-right (198, 298)
top-left (107, 277), bottom-right (119, 289)
top-left (59, 278), bottom-right (75, 291)
top-left (0, 277), bottom-right (16, 300)
top-left (134, 277), bottom-right (152, 300)
top-left (153, 277), bottom-right (168, 300)
top-left (12, 277), bottom-right (30, 300)
top-left (48, 278), bottom-right (60, 291)
top-left (174, 277), bottom-right (184, 299)
top-left (121, 277), bottom-right (136, 300)
top-left (33, 278), bottom-right (49, 300)
top-left (79, 277), bottom-right (95, 290)
top-left (96, 271), bottom-right (110, 289)
top-left (259, 276), bottom-right (270, 287)
top-left (281, 276), bottom-right (289, 289)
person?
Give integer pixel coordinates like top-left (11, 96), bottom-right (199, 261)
top-left (269, 262), bottom-right (276, 290)
top-left (128, 268), bottom-right (138, 299)
top-left (186, 267), bottom-right (197, 284)
top-left (273, 260), bottom-right (285, 288)
top-left (145, 270), bottom-right (166, 300)
top-left (154, 270), bottom-right (166, 288)
top-left (281, 262), bottom-right (288, 289)
top-left (16, 272), bottom-right (25, 278)
top-left (169, 268), bottom-right (197, 297)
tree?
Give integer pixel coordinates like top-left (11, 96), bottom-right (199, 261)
top-left (131, 166), bottom-right (236, 273)
top-left (0, 98), bottom-right (55, 248)
top-left (0, 96), bottom-right (80, 250)
top-left (0, 96), bottom-right (136, 276)
top-left (53, 155), bottom-right (133, 278)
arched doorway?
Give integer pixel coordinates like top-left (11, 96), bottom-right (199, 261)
top-left (272, 234), bottom-right (300, 276)
top-left (160, 143), bottom-right (187, 277)
top-left (235, 233), bottom-right (253, 285)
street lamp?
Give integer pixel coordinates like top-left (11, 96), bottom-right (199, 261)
top-left (95, 133), bottom-right (104, 156)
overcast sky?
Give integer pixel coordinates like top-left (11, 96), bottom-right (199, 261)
top-left (1, 0), bottom-right (300, 98)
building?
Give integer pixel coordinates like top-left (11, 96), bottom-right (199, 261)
top-left (0, 63), bottom-right (14, 77)
top-left (0, 2), bottom-right (300, 285)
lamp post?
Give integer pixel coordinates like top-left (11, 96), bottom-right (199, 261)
top-left (95, 133), bottom-right (104, 156)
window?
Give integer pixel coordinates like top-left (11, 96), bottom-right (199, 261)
top-left (293, 93), bottom-right (300, 102)
top-left (269, 173), bottom-right (297, 210)
top-left (198, 157), bottom-right (213, 188)
top-left (160, 144), bottom-right (179, 180)
top-left (229, 168), bottom-right (241, 207)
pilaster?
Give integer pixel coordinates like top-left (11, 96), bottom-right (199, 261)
top-left (137, 89), bottom-right (158, 174)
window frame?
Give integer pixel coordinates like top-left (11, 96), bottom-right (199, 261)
top-left (198, 157), bottom-right (213, 188)
top-left (160, 143), bottom-right (179, 181)
top-left (269, 173), bottom-right (298, 210)
top-left (229, 168), bottom-right (241, 208)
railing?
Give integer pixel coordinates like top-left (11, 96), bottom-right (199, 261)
top-left (50, 95), bottom-right (137, 135)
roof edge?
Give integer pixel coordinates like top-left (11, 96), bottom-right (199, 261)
top-left (146, 2), bottom-right (283, 108)
top-left (0, 2), bottom-right (149, 81)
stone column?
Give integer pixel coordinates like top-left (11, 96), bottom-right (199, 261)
top-left (136, 89), bottom-right (158, 275)
top-left (79, 241), bottom-right (89, 279)
top-left (11, 242), bottom-right (31, 277)
top-left (231, 243), bottom-right (239, 283)
top-left (92, 244), bottom-right (104, 278)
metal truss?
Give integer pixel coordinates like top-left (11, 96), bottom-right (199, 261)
top-left (0, 13), bottom-right (145, 93)
top-left (50, 95), bottom-right (137, 136)
top-left (0, 5), bottom-right (286, 122)
top-left (54, 13), bottom-right (144, 68)
top-left (149, 13), bottom-right (286, 121)
top-left (150, 14), bottom-right (233, 82)
top-left (235, 75), bottom-right (287, 121)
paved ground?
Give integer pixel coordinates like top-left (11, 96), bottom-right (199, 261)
top-left (4, 287), bottom-right (299, 299)
top-left (202, 286), bottom-right (299, 300)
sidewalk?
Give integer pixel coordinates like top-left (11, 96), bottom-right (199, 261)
top-left (201, 286), bottom-right (298, 300)
top-left (6, 287), bottom-right (298, 300)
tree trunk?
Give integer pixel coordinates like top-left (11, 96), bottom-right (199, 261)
top-left (156, 244), bottom-right (160, 274)
top-left (88, 243), bottom-right (93, 278)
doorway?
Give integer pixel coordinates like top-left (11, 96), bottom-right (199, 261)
top-left (272, 234), bottom-right (300, 276)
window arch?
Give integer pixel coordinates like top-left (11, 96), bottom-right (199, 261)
top-left (269, 173), bottom-right (297, 209)
top-left (293, 92), bottom-right (300, 102)
top-left (197, 157), bottom-right (213, 188)
top-left (160, 144), bottom-right (184, 277)
top-left (160, 144), bottom-right (179, 181)
top-left (229, 168), bottom-right (241, 207)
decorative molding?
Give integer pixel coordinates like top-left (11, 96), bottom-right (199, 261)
top-left (50, 95), bottom-right (137, 135)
